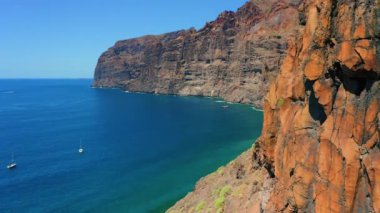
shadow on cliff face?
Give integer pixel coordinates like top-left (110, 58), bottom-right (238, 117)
top-left (332, 62), bottom-right (378, 96)
top-left (305, 62), bottom-right (379, 125)
top-left (305, 79), bottom-right (327, 124)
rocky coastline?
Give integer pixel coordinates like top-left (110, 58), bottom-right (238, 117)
top-left (168, 0), bottom-right (380, 212)
top-left (93, 0), bottom-right (380, 212)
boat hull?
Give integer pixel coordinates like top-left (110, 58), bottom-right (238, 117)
top-left (7, 163), bottom-right (16, 169)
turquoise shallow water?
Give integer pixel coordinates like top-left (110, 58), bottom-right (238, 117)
top-left (0, 79), bottom-right (263, 212)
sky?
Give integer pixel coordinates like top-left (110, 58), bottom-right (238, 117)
top-left (0, 0), bottom-right (247, 78)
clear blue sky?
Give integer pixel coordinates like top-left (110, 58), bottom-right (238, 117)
top-left (0, 0), bottom-right (247, 78)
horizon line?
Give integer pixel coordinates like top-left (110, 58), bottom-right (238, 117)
top-left (0, 77), bottom-right (93, 80)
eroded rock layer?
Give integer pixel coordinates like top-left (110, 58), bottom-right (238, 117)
top-left (93, 0), bottom-right (303, 107)
top-left (169, 0), bottom-right (379, 212)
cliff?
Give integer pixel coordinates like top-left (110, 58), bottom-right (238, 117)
top-left (169, 0), bottom-right (379, 212)
top-left (93, 0), bottom-right (303, 108)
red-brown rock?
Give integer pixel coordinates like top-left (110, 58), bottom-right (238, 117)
top-left (256, 0), bottom-right (380, 212)
top-left (93, 0), bottom-right (304, 108)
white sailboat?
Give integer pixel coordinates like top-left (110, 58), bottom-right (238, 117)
top-left (79, 140), bottom-right (84, 154)
top-left (7, 153), bottom-right (16, 169)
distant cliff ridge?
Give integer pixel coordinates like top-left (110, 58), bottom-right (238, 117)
top-left (93, 0), bottom-right (303, 108)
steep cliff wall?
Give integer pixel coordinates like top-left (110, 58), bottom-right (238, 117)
top-left (93, 0), bottom-right (302, 108)
top-left (257, 0), bottom-right (379, 211)
top-left (169, 0), bottom-right (379, 212)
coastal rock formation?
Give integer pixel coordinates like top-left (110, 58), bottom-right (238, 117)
top-left (93, 0), bottom-right (303, 108)
top-left (257, 0), bottom-right (379, 211)
top-left (169, 0), bottom-right (379, 212)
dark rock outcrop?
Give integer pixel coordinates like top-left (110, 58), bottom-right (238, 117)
top-left (93, 0), bottom-right (303, 108)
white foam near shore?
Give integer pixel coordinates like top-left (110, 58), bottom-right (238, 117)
top-left (215, 100), bottom-right (225, 103)
top-left (252, 106), bottom-right (264, 112)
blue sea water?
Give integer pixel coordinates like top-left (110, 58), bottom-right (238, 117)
top-left (0, 79), bottom-right (263, 212)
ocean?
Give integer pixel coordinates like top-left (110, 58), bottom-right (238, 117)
top-left (0, 79), bottom-right (263, 212)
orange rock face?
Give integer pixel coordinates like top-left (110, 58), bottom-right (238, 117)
top-left (255, 0), bottom-right (380, 212)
